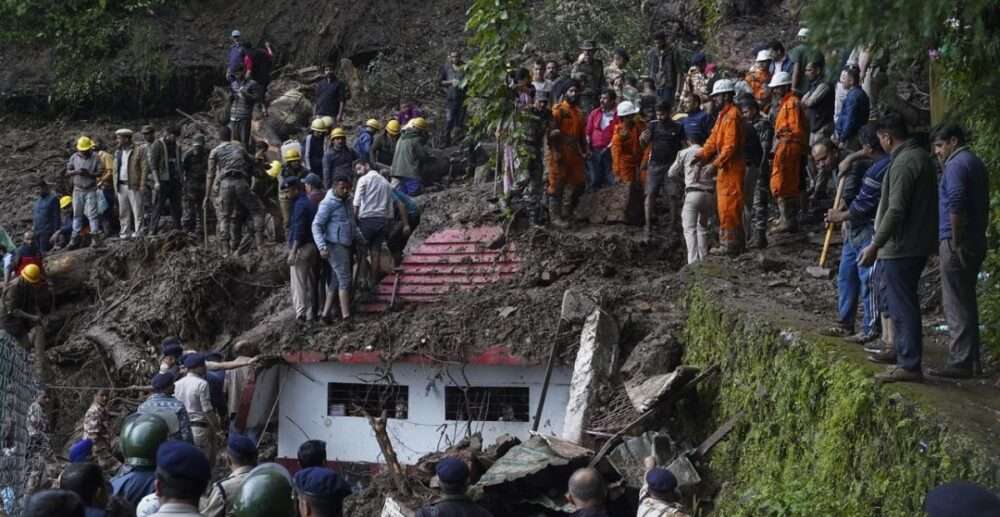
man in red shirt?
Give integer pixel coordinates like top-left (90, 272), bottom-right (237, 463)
top-left (585, 89), bottom-right (620, 192)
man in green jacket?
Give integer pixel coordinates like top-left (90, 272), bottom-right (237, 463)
top-left (391, 117), bottom-right (431, 195)
top-left (859, 113), bottom-right (938, 383)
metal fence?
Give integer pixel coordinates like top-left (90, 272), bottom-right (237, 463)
top-left (0, 331), bottom-right (39, 516)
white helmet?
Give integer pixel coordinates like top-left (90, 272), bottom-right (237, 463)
top-left (617, 100), bottom-right (639, 117)
top-left (768, 71), bottom-right (793, 88)
top-left (755, 49), bottom-right (773, 62)
top-left (797, 28), bottom-right (810, 38)
top-left (710, 79), bottom-right (735, 96)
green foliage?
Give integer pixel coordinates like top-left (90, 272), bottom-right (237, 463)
top-left (0, 0), bottom-right (174, 111)
top-left (804, 0), bottom-right (1000, 357)
top-left (464, 0), bottom-right (531, 136)
top-left (532, 0), bottom-right (646, 69)
top-left (683, 288), bottom-right (999, 516)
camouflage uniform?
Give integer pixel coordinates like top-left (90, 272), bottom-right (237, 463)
top-left (680, 67), bottom-right (710, 106)
top-left (747, 116), bottom-right (775, 235)
top-left (182, 145), bottom-right (209, 233)
top-left (208, 142), bottom-right (265, 253)
top-left (83, 400), bottom-right (121, 474)
top-left (24, 399), bottom-right (59, 497)
top-left (571, 59), bottom-right (605, 114)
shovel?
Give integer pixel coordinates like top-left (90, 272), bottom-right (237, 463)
top-left (806, 174), bottom-right (847, 279)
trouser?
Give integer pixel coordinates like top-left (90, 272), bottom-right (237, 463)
top-left (656, 86), bottom-right (675, 107)
top-left (290, 243), bottom-right (319, 319)
top-left (191, 424), bottom-right (215, 467)
top-left (101, 187), bottom-right (119, 236)
top-left (230, 118), bottom-right (253, 152)
top-left (325, 243), bottom-right (353, 292)
top-left (524, 150), bottom-right (545, 222)
top-left (716, 166), bottom-right (744, 243)
top-left (586, 147), bottom-right (614, 192)
top-left (278, 190), bottom-right (291, 227)
top-left (117, 185), bottom-right (145, 236)
top-left (940, 239), bottom-right (985, 370)
top-left (445, 101), bottom-right (466, 147)
top-left (72, 187), bottom-right (102, 237)
top-left (182, 184), bottom-right (206, 232)
top-left (742, 165), bottom-right (769, 232)
top-left (150, 180), bottom-right (182, 235)
top-left (682, 190), bottom-right (713, 264)
top-left (837, 235), bottom-right (875, 335)
top-left (219, 177), bottom-right (265, 252)
top-left (879, 255), bottom-right (928, 372)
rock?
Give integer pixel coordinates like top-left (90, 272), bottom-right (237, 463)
top-left (560, 289), bottom-right (596, 324)
top-left (620, 323), bottom-right (684, 383)
top-left (757, 254), bottom-right (785, 273)
top-left (563, 308), bottom-right (620, 444)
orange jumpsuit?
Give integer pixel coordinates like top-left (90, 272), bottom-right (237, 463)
top-left (611, 119), bottom-right (646, 183)
top-left (770, 91), bottom-right (808, 199)
top-left (695, 103), bottom-right (745, 236)
top-left (745, 68), bottom-right (771, 107)
top-left (547, 100), bottom-right (586, 195)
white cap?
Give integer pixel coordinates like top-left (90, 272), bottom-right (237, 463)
top-left (797, 28), bottom-right (810, 38)
top-left (617, 100), bottom-right (639, 117)
top-left (231, 30), bottom-right (241, 38)
top-left (710, 79), bottom-right (735, 96)
top-left (114, 128), bottom-right (134, 137)
top-left (768, 71), bottom-right (793, 88)
top-left (755, 49), bottom-right (773, 62)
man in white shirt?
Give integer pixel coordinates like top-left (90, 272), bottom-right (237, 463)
top-left (173, 353), bottom-right (219, 467)
top-left (353, 161), bottom-right (395, 289)
top-left (668, 136), bottom-right (716, 264)
top-left (112, 128), bottom-right (147, 238)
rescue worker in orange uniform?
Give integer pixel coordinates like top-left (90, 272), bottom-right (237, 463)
top-left (695, 79), bottom-right (746, 255)
top-left (746, 49), bottom-right (773, 110)
top-left (769, 70), bottom-right (808, 233)
top-left (548, 81), bottom-right (587, 228)
top-left (611, 100), bottom-right (646, 184)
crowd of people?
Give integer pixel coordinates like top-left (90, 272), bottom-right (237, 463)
top-left (2, 20), bottom-right (996, 517)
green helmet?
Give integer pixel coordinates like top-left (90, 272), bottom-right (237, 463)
top-left (120, 413), bottom-right (170, 467)
top-left (233, 464), bottom-right (295, 517)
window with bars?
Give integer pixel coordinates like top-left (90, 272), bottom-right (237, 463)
top-left (327, 382), bottom-right (409, 419)
top-left (444, 386), bottom-right (530, 422)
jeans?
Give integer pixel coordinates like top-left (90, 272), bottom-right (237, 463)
top-left (940, 239), bottom-right (985, 370)
top-left (586, 147), bottom-right (614, 192)
top-left (656, 86), bottom-right (675, 107)
top-left (879, 255), bottom-right (928, 372)
top-left (837, 235), bottom-right (875, 334)
top-left (150, 180), bottom-right (182, 235)
top-left (72, 187), bottom-right (102, 237)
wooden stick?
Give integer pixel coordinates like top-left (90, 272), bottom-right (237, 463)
top-left (365, 410), bottom-right (411, 496)
top-left (532, 317), bottom-right (564, 432)
top-left (818, 175), bottom-right (848, 267)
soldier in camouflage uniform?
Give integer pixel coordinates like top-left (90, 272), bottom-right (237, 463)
top-left (205, 126), bottom-right (266, 254)
top-left (83, 389), bottom-right (121, 474)
top-left (181, 135), bottom-right (209, 234)
top-left (739, 96), bottom-right (775, 248)
top-left (571, 40), bottom-right (605, 115)
top-left (680, 52), bottom-right (710, 112)
top-left (24, 390), bottom-right (60, 497)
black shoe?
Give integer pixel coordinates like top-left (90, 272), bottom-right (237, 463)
top-left (845, 332), bottom-right (878, 345)
top-left (864, 340), bottom-right (890, 354)
top-left (925, 366), bottom-right (974, 379)
top-left (875, 366), bottom-right (923, 384)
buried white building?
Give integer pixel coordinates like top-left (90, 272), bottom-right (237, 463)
top-left (239, 347), bottom-right (574, 469)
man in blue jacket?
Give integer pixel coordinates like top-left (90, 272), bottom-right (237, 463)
top-left (927, 123), bottom-right (989, 379)
top-left (312, 174), bottom-right (356, 323)
top-left (833, 65), bottom-right (870, 151)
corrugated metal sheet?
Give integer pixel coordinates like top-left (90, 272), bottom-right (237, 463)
top-left (362, 226), bottom-right (521, 313)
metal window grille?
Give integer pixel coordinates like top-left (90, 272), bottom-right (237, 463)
top-left (0, 332), bottom-right (41, 516)
top-left (327, 382), bottom-right (409, 419)
top-left (444, 386), bottom-right (530, 422)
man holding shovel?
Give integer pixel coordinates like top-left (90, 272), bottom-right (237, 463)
top-left (824, 125), bottom-right (888, 343)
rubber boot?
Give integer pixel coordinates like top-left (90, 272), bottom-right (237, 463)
top-left (67, 235), bottom-right (81, 250)
top-left (566, 186), bottom-right (584, 222)
top-left (775, 199), bottom-right (794, 233)
top-left (782, 197), bottom-right (800, 233)
top-left (748, 228), bottom-right (768, 249)
top-left (548, 197), bottom-right (568, 229)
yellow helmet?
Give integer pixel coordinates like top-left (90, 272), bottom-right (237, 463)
top-left (407, 117), bottom-right (428, 131)
top-left (283, 148), bottom-right (302, 162)
top-left (21, 264), bottom-right (42, 284)
top-left (310, 118), bottom-right (329, 132)
top-left (266, 160), bottom-right (282, 178)
top-left (386, 119), bottom-right (401, 136)
top-left (76, 136), bottom-right (95, 151)
top-left (59, 196), bottom-right (72, 209)
top-left (365, 119), bottom-right (382, 131)
top-left (320, 116), bottom-right (335, 129)
top-left (330, 127), bottom-right (347, 139)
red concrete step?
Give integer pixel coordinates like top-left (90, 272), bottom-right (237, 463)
top-left (382, 273), bottom-right (518, 286)
top-left (402, 253), bottom-right (519, 265)
top-left (397, 263), bottom-right (522, 275)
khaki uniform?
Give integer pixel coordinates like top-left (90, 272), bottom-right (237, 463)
top-left (174, 373), bottom-right (217, 466)
top-left (200, 466), bottom-right (253, 517)
top-left (83, 400), bottom-right (121, 473)
top-left (571, 59), bottom-right (605, 114)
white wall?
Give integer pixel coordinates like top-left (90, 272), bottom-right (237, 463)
top-left (277, 361), bottom-right (572, 465)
